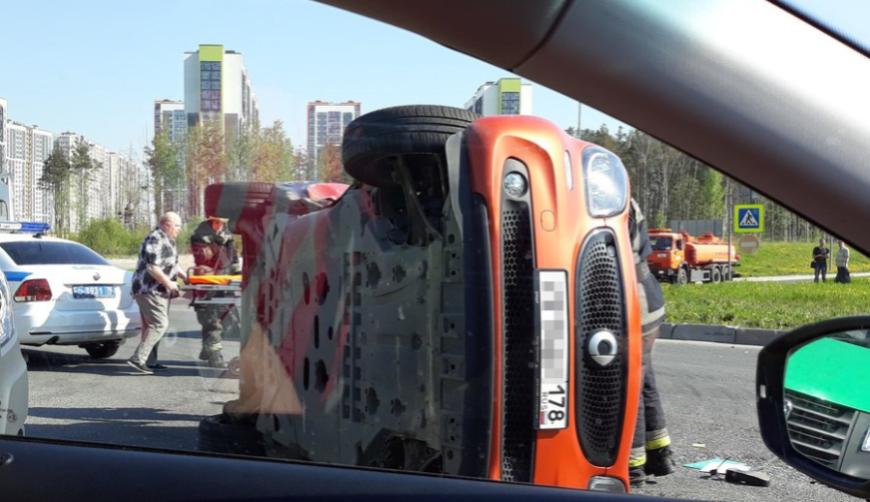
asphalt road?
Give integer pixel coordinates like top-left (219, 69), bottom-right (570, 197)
top-left (23, 303), bottom-right (239, 452)
top-left (633, 340), bottom-right (854, 501)
top-left (20, 314), bottom-right (858, 501)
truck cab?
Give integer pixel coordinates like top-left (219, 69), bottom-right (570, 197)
top-left (647, 230), bottom-right (686, 283)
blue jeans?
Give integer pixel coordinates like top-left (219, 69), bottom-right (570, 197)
top-left (814, 262), bottom-right (827, 282)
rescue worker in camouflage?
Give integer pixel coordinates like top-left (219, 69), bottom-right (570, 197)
top-left (628, 199), bottom-right (675, 486)
top-left (191, 216), bottom-right (240, 368)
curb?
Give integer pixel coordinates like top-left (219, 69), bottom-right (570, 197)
top-left (659, 323), bottom-right (783, 346)
top-left (734, 271), bottom-right (870, 283)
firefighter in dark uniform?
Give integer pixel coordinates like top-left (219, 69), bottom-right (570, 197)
top-left (628, 199), bottom-right (675, 486)
top-left (190, 216), bottom-right (240, 368)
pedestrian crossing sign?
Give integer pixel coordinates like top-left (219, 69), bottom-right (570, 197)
top-left (735, 204), bottom-right (764, 233)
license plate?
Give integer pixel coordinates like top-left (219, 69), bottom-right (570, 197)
top-left (536, 270), bottom-right (569, 430)
top-left (72, 285), bottom-right (116, 299)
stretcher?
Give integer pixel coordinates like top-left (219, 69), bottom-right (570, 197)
top-left (182, 273), bottom-right (243, 306)
top-left (183, 273), bottom-right (243, 378)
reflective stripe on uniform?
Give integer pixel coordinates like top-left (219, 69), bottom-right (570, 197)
top-left (629, 450), bottom-right (647, 468)
top-left (645, 428), bottom-right (671, 450)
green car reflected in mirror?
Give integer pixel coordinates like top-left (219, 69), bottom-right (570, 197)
top-left (784, 332), bottom-right (870, 480)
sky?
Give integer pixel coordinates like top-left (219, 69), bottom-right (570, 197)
top-left (0, 1), bottom-right (865, 161)
top-left (0, 0), bottom-right (625, 160)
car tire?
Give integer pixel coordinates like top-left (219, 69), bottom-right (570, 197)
top-left (83, 340), bottom-right (121, 359)
top-left (711, 266), bottom-right (722, 283)
top-left (198, 413), bottom-right (265, 457)
top-left (342, 105), bottom-right (477, 186)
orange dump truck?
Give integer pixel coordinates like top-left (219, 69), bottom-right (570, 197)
top-left (646, 229), bottom-right (739, 284)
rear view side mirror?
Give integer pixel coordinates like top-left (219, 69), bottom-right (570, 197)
top-left (757, 317), bottom-right (870, 499)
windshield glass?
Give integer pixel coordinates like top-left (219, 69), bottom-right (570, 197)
top-left (0, 2), bottom-right (865, 501)
top-left (650, 237), bottom-right (672, 251)
top-left (784, 0), bottom-right (870, 54)
top-left (0, 241), bottom-right (109, 266)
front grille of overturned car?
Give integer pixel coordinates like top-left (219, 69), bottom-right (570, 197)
top-left (574, 230), bottom-right (626, 467)
top-left (785, 389), bottom-right (855, 470)
top-left (500, 203), bottom-right (535, 483)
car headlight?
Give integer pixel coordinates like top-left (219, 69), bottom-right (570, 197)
top-left (582, 147), bottom-right (629, 217)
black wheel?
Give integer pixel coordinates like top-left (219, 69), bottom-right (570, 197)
top-left (676, 267), bottom-right (688, 285)
top-left (83, 340), bottom-right (121, 359)
top-left (198, 413), bottom-right (265, 456)
top-left (342, 105), bottom-right (477, 186)
top-left (711, 267), bottom-right (722, 283)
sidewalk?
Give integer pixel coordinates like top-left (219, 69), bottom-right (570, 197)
top-left (734, 271), bottom-right (870, 283)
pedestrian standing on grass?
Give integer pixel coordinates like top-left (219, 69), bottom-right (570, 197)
top-left (812, 238), bottom-right (830, 283)
top-left (835, 240), bottom-right (851, 284)
top-left (126, 212), bottom-right (187, 374)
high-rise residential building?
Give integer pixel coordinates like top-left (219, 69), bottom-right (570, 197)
top-left (465, 78), bottom-right (533, 116)
top-left (30, 127), bottom-right (53, 224)
top-left (56, 132), bottom-right (117, 231)
top-left (117, 152), bottom-right (149, 229)
top-left (153, 99), bottom-right (189, 218)
top-left (55, 132), bottom-right (85, 232)
top-left (0, 98), bottom-right (12, 220)
top-left (5, 122), bottom-right (26, 221)
top-left (306, 100), bottom-right (361, 179)
top-left (136, 161), bottom-right (155, 228)
top-left (4, 120), bottom-right (54, 224)
top-left (154, 99), bottom-right (187, 144)
top-left (105, 152), bottom-right (138, 221)
top-left (0, 99), bottom-right (6, 173)
top-left (89, 143), bottom-right (107, 220)
top-left (183, 44), bottom-right (259, 138)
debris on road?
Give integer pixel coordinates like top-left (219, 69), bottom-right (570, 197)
top-left (691, 443), bottom-right (706, 448)
top-left (684, 457), bottom-right (752, 475)
top-left (725, 469), bottom-right (771, 487)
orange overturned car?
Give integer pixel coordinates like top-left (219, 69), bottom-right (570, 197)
top-left (202, 105), bottom-right (642, 493)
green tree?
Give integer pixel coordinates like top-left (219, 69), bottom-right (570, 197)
top-left (572, 120), bottom-right (824, 240)
top-left (227, 122), bottom-right (256, 182)
top-left (250, 120), bottom-right (295, 182)
top-left (73, 218), bottom-right (145, 256)
top-left (293, 147), bottom-right (310, 180)
top-left (145, 129), bottom-right (181, 221)
top-left (317, 142), bottom-right (349, 183)
top-left (39, 143), bottom-right (72, 236)
top-left (699, 169), bottom-right (725, 219)
top-left (186, 120), bottom-right (227, 217)
top-left (71, 139), bottom-right (100, 232)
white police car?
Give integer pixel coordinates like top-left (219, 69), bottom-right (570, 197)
top-left (0, 222), bottom-right (141, 358)
top-left (0, 260), bottom-right (27, 436)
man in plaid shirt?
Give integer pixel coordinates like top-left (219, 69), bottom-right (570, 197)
top-left (126, 212), bottom-right (187, 374)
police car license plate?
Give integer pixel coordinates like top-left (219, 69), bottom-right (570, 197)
top-left (73, 285), bottom-right (116, 299)
top-left (536, 270), bottom-right (569, 430)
